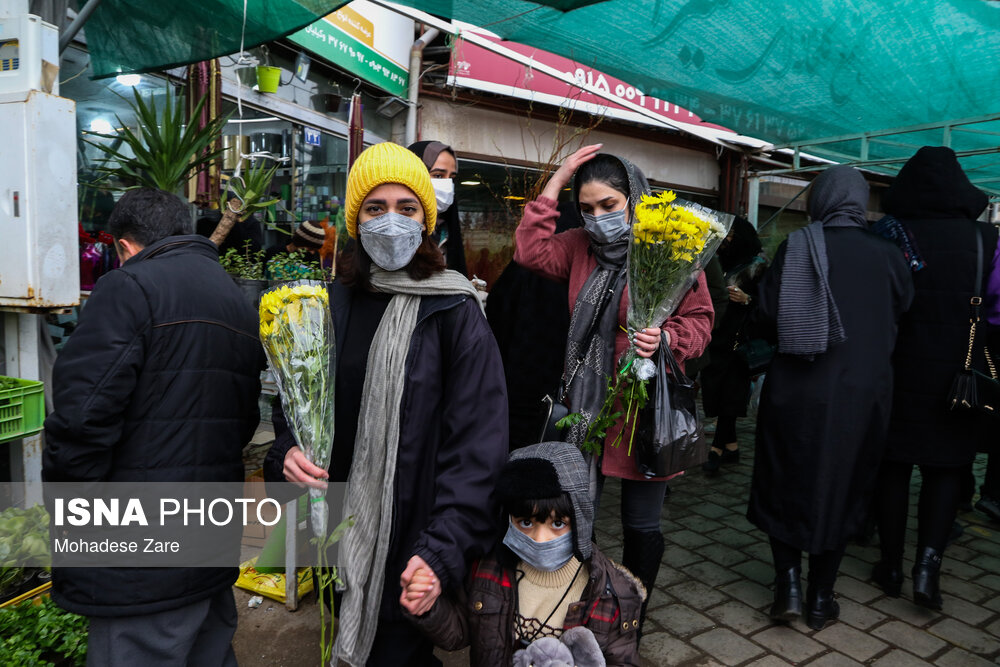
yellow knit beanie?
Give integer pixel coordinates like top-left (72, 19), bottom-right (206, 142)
top-left (345, 142), bottom-right (437, 238)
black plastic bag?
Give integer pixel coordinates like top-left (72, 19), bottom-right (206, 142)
top-left (636, 332), bottom-right (708, 478)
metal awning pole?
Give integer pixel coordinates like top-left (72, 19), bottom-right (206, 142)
top-left (58, 0), bottom-right (102, 55)
top-left (747, 175), bottom-right (760, 229)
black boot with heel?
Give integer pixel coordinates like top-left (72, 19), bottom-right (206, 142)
top-left (622, 528), bottom-right (665, 641)
top-left (769, 565), bottom-right (803, 622)
top-left (871, 560), bottom-right (904, 598)
top-left (912, 546), bottom-right (943, 610)
top-left (805, 587), bottom-right (840, 630)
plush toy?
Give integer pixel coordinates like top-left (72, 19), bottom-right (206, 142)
top-left (511, 626), bottom-right (606, 667)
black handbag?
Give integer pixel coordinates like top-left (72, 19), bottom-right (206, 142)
top-left (635, 332), bottom-right (708, 478)
top-left (947, 226), bottom-right (1000, 419)
top-left (734, 338), bottom-right (776, 376)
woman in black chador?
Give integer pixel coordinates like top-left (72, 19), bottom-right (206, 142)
top-left (700, 216), bottom-right (765, 474)
top-left (748, 166), bottom-right (913, 630)
top-left (872, 146), bottom-right (1000, 611)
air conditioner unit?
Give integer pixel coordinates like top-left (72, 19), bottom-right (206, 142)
top-left (0, 8), bottom-right (59, 96)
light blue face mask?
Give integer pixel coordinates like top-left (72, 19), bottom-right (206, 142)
top-left (502, 520), bottom-right (575, 572)
top-left (581, 207), bottom-right (629, 244)
top-left (358, 212), bottom-right (424, 271)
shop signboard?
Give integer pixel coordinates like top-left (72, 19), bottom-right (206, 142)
top-left (289, 0), bottom-right (412, 98)
top-left (448, 32), bottom-right (730, 133)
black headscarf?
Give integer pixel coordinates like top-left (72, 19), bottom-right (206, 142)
top-left (778, 165), bottom-right (869, 358)
top-left (408, 140), bottom-right (468, 276)
top-left (883, 145), bottom-right (988, 221)
top-left (717, 215), bottom-right (762, 274)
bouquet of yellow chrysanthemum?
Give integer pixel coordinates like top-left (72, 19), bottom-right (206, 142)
top-left (573, 192), bottom-right (731, 456)
top-left (259, 280), bottom-right (335, 536)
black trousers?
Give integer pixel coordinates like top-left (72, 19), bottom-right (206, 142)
top-left (769, 536), bottom-right (845, 590)
top-left (87, 587), bottom-right (237, 667)
top-left (875, 460), bottom-right (964, 558)
top-left (366, 619), bottom-right (443, 666)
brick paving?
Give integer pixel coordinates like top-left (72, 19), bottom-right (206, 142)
top-left (592, 415), bottom-right (1000, 666)
top-left (238, 414), bottom-right (1000, 665)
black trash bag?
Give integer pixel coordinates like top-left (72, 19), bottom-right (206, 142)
top-left (636, 332), bottom-right (708, 478)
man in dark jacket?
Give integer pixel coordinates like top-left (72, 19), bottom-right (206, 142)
top-left (43, 188), bottom-right (263, 664)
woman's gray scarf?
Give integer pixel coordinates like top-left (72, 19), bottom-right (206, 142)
top-left (334, 267), bottom-right (481, 667)
top-left (562, 154), bottom-right (650, 472)
top-left (778, 165), bottom-right (869, 358)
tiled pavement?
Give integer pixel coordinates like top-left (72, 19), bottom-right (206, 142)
top-left (241, 414), bottom-right (1000, 666)
top-left (594, 416), bottom-right (1000, 666)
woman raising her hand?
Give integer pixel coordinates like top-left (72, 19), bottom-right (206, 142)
top-left (514, 144), bottom-right (714, 635)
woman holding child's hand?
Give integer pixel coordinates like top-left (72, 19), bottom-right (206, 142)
top-left (263, 143), bottom-right (508, 666)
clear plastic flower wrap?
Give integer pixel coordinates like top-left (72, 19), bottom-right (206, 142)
top-left (258, 280), bottom-right (335, 537)
top-left (625, 191), bottom-right (734, 380)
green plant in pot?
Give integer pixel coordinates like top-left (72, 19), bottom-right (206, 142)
top-left (220, 241), bottom-right (269, 306)
top-left (210, 158), bottom-right (281, 246)
top-left (85, 88), bottom-right (229, 193)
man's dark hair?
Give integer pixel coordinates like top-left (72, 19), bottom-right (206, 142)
top-left (108, 188), bottom-right (192, 247)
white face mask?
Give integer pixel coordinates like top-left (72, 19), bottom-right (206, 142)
top-left (358, 212), bottom-right (424, 271)
top-left (432, 178), bottom-right (455, 213)
top-left (582, 207), bottom-right (629, 244)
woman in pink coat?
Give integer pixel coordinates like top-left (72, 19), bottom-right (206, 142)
top-left (514, 144), bottom-right (714, 634)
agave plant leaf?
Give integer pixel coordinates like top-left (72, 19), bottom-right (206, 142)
top-left (86, 87), bottom-right (231, 192)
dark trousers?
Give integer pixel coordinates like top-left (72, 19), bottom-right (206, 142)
top-left (984, 453), bottom-right (1000, 498)
top-left (712, 416), bottom-right (738, 448)
top-left (876, 460), bottom-right (964, 557)
top-left (595, 476), bottom-right (669, 532)
top-left (87, 587), bottom-right (237, 667)
top-left (769, 536), bottom-right (845, 589)
top-left (366, 619), bottom-right (442, 666)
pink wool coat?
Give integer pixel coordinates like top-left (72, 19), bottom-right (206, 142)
top-left (514, 196), bottom-right (714, 480)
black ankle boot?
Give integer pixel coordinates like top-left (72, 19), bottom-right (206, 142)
top-left (622, 528), bottom-right (665, 640)
top-left (912, 546), bottom-right (943, 610)
top-left (871, 560), bottom-right (903, 597)
top-left (805, 587), bottom-right (839, 630)
top-left (769, 565), bottom-right (803, 622)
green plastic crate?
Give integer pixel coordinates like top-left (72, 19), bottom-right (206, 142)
top-left (0, 376), bottom-right (45, 444)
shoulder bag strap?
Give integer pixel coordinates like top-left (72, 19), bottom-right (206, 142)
top-left (962, 226), bottom-right (991, 375)
top-left (559, 264), bottom-right (627, 401)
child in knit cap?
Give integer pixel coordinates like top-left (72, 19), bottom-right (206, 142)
top-left (402, 441), bottom-right (643, 666)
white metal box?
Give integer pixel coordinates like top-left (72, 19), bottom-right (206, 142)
top-left (0, 90), bottom-right (79, 309)
top-left (0, 13), bottom-right (59, 95)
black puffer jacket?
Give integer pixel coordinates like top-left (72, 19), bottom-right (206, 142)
top-left (43, 235), bottom-right (263, 616)
top-left (264, 280), bottom-right (509, 621)
top-left (883, 147), bottom-right (999, 465)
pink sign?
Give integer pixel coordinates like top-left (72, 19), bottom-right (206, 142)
top-left (448, 33), bottom-right (730, 132)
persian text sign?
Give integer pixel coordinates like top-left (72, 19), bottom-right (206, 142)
top-left (289, 0), bottom-right (412, 97)
top-left (448, 33), bottom-right (729, 132)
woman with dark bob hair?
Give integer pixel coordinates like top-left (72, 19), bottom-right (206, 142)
top-left (264, 142), bottom-right (508, 666)
top-left (514, 143), bottom-right (715, 635)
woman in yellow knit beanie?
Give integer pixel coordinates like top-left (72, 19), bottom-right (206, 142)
top-left (265, 141), bottom-right (508, 666)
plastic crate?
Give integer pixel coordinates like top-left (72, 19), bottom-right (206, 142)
top-left (0, 376), bottom-right (45, 444)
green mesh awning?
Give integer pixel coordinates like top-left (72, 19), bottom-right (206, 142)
top-left (391, 0), bottom-right (1000, 189)
top-left (85, 0), bottom-right (347, 79)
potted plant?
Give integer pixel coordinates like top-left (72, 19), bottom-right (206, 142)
top-left (209, 157), bottom-right (281, 246)
top-left (85, 88), bottom-right (229, 194)
top-left (219, 241), bottom-right (268, 307)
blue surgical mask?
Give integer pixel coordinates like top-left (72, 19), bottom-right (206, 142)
top-left (502, 520), bottom-right (575, 572)
top-left (582, 207), bottom-right (629, 244)
top-left (359, 212), bottom-right (424, 271)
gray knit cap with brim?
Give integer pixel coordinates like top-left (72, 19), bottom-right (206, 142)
top-left (499, 442), bottom-right (594, 561)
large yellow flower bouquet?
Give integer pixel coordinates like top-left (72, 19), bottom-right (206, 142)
top-left (260, 280), bottom-right (343, 662)
top-left (259, 281), bottom-right (335, 535)
top-left (569, 192), bottom-right (731, 456)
